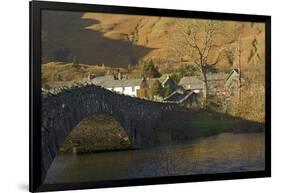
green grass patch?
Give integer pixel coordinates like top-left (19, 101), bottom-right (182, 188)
top-left (188, 110), bottom-right (264, 139)
top-left (160, 109), bottom-right (265, 140)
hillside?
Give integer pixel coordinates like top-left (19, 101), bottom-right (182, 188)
top-left (42, 10), bottom-right (265, 73)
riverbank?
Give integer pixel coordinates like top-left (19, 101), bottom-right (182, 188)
top-left (189, 110), bottom-right (264, 135)
top-left (159, 109), bottom-right (264, 140)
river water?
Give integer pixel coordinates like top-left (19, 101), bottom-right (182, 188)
top-left (44, 133), bottom-right (265, 184)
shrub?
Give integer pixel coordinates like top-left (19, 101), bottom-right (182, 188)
top-left (150, 80), bottom-right (163, 97)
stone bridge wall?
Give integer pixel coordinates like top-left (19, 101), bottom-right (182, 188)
top-left (41, 83), bottom-right (179, 181)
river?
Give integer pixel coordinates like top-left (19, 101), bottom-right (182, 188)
top-left (44, 133), bottom-right (265, 184)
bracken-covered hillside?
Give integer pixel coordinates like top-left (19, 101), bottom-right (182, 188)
top-left (42, 10), bottom-right (265, 73)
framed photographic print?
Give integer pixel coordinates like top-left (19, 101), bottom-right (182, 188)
top-left (30, 0), bottom-right (271, 192)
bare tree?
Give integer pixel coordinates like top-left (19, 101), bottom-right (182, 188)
top-left (169, 19), bottom-right (229, 106)
top-left (236, 36), bottom-right (242, 103)
top-left (228, 35), bottom-right (243, 115)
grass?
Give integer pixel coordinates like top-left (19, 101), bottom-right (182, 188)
top-left (188, 110), bottom-right (264, 139)
top-left (159, 109), bottom-right (264, 140)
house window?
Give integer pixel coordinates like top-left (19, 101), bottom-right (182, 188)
top-left (132, 86), bottom-right (135, 92)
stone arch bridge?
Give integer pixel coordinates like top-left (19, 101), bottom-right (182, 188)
top-left (41, 83), bottom-right (189, 181)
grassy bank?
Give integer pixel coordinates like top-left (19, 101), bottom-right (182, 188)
top-left (185, 110), bottom-right (264, 139)
top-left (159, 109), bottom-right (264, 140)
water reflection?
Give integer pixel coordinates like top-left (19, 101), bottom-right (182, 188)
top-left (44, 133), bottom-right (264, 184)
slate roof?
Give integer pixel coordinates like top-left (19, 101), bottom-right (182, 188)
top-left (91, 77), bottom-right (143, 88)
top-left (90, 75), bottom-right (116, 86)
top-left (178, 72), bottom-right (227, 90)
top-left (178, 77), bottom-right (204, 90)
top-left (161, 76), bottom-right (179, 92)
top-left (91, 75), bottom-right (178, 89)
top-left (225, 69), bottom-right (240, 81)
top-left (163, 90), bottom-right (194, 103)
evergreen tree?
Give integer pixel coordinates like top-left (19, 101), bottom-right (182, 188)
top-left (143, 59), bottom-right (161, 78)
top-left (150, 80), bottom-right (163, 97)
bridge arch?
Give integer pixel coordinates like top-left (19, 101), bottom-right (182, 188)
top-left (41, 84), bottom-right (178, 181)
top-left (59, 112), bottom-right (132, 154)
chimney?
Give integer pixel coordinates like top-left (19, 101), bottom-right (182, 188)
top-left (118, 71), bottom-right (123, 80)
top-left (87, 73), bottom-right (96, 80)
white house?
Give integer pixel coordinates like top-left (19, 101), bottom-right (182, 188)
top-left (90, 75), bottom-right (143, 97)
top-left (106, 80), bottom-right (141, 96)
top-left (90, 75), bottom-right (182, 97)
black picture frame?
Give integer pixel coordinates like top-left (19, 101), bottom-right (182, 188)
top-left (29, 0), bottom-right (271, 192)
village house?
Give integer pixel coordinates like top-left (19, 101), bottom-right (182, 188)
top-left (89, 74), bottom-right (179, 98)
top-left (178, 76), bottom-right (204, 93)
top-left (224, 69), bottom-right (242, 95)
top-left (163, 90), bottom-right (200, 108)
top-left (89, 74), bottom-right (144, 97)
top-left (160, 75), bottom-right (179, 93)
top-left (178, 69), bottom-right (241, 96)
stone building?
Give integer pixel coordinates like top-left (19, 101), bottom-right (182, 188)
top-left (178, 69), bottom-right (241, 96)
top-left (163, 90), bottom-right (200, 108)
